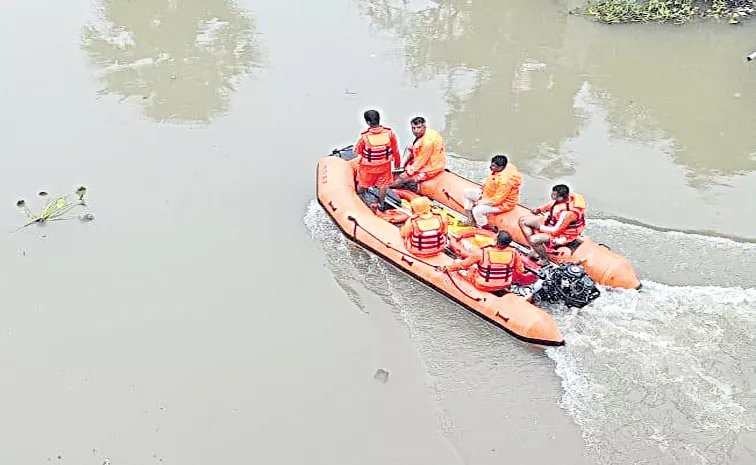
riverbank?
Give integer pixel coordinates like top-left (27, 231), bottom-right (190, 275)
top-left (580, 0), bottom-right (755, 24)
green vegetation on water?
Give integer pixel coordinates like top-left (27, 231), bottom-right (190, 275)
top-left (580, 0), bottom-right (755, 24)
top-left (13, 186), bottom-right (92, 231)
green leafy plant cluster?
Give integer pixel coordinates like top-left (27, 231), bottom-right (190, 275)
top-left (582, 0), bottom-right (755, 24)
top-left (13, 186), bottom-right (90, 231)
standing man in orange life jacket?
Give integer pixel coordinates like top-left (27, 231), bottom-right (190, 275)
top-left (351, 109), bottom-right (401, 211)
top-left (391, 116), bottom-right (447, 191)
top-left (519, 184), bottom-right (587, 264)
top-left (437, 231), bottom-right (525, 293)
top-left (400, 196), bottom-right (449, 257)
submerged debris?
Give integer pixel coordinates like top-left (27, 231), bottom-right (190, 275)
top-left (373, 368), bottom-right (390, 383)
top-left (13, 185), bottom-right (93, 232)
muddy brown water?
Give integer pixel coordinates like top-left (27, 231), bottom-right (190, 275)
top-left (2, 0), bottom-right (755, 464)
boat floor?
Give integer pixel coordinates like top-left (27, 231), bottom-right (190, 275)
top-left (357, 187), bottom-right (542, 297)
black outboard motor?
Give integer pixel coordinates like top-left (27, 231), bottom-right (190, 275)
top-left (530, 263), bottom-right (601, 309)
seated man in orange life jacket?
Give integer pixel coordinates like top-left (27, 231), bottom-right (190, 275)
top-left (462, 155), bottom-right (522, 232)
top-left (437, 231), bottom-right (525, 293)
top-left (391, 116), bottom-right (447, 191)
top-left (349, 109), bottom-right (401, 211)
top-left (518, 184), bottom-right (587, 264)
top-left (400, 196), bottom-right (449, 257)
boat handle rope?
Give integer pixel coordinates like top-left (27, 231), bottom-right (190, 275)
top-left (347, 215), bottom-right (436, 267)
top-left (442, 269), bottom-right (485, 303)
top-left (346, 215), bottom-right (484, 303)
top-left (442, 189), bottom-right (465, 210)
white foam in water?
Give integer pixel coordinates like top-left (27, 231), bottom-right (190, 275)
top-left (547, 282), bottom-right (756, 464)
top-left (304, 196), bottom-right (756, 465)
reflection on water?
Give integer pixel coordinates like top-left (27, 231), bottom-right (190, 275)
top-left (572, 28), bottom-right (756, 182)
top-left (357, 0), bottom-right (756, 184)
top-left (82, 0), bottom-right (261, 124)
top-left (357, 0), bottom-right (585, 174)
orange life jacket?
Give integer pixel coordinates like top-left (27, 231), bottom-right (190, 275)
top-left (544, 193), bottom-right (586, 241)
top-left (405, 213), bottom-right (447, 256)
top-left (474, 246), bottom-right (517, 291)
top-left (359, 127), bottom-right (394, 163)
top-left (405, 128), bottom-right (446, 176)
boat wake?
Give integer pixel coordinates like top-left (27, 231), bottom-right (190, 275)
top-left (548, 282), bottom-right (756, 464)
top-left (303, 196), bottom-right (756, 465)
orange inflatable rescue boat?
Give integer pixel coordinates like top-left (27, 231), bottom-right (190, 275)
top-left (316, 147), bottom-right (641, 347)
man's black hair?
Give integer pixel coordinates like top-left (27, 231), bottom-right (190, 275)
top-left (364, 109), bottom-right (380, 126)
top-left (496, 231), bottom-right (512, 247)
top-left (552, 184), bottom-right (570, 199)
top-left (491, 155), bottom-right (508, 168)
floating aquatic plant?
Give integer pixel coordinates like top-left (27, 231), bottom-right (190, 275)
top-left (13, 186), bottom-right (92, 231)
top-left (580, 0), bottom-right (755, 24)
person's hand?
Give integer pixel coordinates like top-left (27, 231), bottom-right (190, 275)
top-left (531, 208), bottom-right (542, 215)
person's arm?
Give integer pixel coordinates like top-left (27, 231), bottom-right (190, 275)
top-left (405, 137), bottom-right (432, 176)
top-left (445, 250), bottom-right (481, 272)
top-left (515, 252), bottom-right (525, 276)
top-left (353, 135), bottom-right (365, 163)
top-left (389, 131), bottom-right (401, 168)
top-left (400, 220), bottom-right (412, 239)
top-left (532, 200), bottom-right (552, 215)
top-left (400, 144), bottom-right (413, 168)
top-left (539, 210), bottom-right (577, 236)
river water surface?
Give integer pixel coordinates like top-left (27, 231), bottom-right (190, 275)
top-left (2, 0), bottom-right (755, 464)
